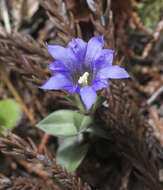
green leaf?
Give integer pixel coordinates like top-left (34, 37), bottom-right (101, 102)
top-left (64, 95), bottom-right (77, 104)
top-left (56, 136), bottom-right (88, 172)
top-left (0, 99), bottom-right (21, 136)
top-left (137, 0), bottom-right (163, 29)
top-left (91, 96), bottom-right (105, 114)
top-left (74, 114), bottom-right (92, 133)
top-left (65, 94), bottom-right (86, 113)
top-left (36, 110), bottom-right (92, 137)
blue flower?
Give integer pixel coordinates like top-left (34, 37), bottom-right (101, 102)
top-left (41, 36), bottom-right (130, 110)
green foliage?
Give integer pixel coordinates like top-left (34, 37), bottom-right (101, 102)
top-left (36, 95), bottom-right (108, 172)
top-left (56, 136), bottom-right (88, 172)
top-left (65, 95), bottom-right (105, 115)
top-left (65, 94), bottom-right (86, 113)
top-left (0, 99), bottom-right (21, 135)
top-left (36, 109), bottom-right (92, 137)
top-left (36, 92), bottom-right (111, 172)
top-left (138, 0), bottom-right (163, 29)
top-left (91, 96), bottom-right (105, 114)
top-left (37, 109), bottom-right (92, 172)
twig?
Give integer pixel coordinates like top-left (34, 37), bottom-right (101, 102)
top-left (0, 129), bottom-right (92, 190)
top-left (0, 66), bottom-right (36, 125)
top-left (149, 107), bottom-right (162, 133)
top-left (38, 133), bottom-right (50, 154)
top-left (149, 107), bottom-right (163, 147)
top-left (0, 0), bottom-right (11, 33)
top-left (142, 20), bottom-right (163, 58)
top-left (147, 86), bottom-right (163, 105)
top-left (16, 159), bottom-right (55, 185)
top-left (0, 178), bottom-right (11, 185)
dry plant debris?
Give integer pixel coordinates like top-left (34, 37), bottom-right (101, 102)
top-left (0, 0), bottom-right (162, 189)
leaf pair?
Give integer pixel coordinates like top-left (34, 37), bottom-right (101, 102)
top-left (37, 109), bottom-right (92, 172)
top-left (36, 110), bottom-right (92, 137)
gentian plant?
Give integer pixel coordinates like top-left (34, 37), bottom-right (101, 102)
top-left (37, 36), bottom-right (130, 172)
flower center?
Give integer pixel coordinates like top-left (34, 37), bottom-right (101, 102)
top-left (78, 72), bottom-right (89, 86)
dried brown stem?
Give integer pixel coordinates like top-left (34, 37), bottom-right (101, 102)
top-left (0, 129), bottom-right (92, 190)
top-left (0, 65), bottom-right (36, 125)
top-left (142, 20), bottom-right (163, 58)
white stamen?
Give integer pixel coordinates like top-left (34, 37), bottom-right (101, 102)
top-left (78, 72), bottom-right (89, 86)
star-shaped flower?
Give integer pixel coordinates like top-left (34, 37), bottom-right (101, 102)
top-left (41, 36), bottom-right (130, 110)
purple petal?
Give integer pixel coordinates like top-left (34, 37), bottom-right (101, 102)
top-left (48, 61), bottom-right (69, 72)
top-left (79, 86), bottom-right (96, 110)
top-left (40, 73), bottom-right (73, 90)
top-left (84, 36), bottom-right (104, 69)
top-left (64, 82), bottom-right (79, 94)
top-left (47, 45), bottom-right (66, 61)
top-left (92, 78), bottom-right (108, 91)
top-left (68, 38), bottom-right (87, 62)
top-left (93, 49), bottom-right (114, 75)
top-left (47, 44), bottom-right (77, 71)
top-left (96, 65), bottom-right (130, 79)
